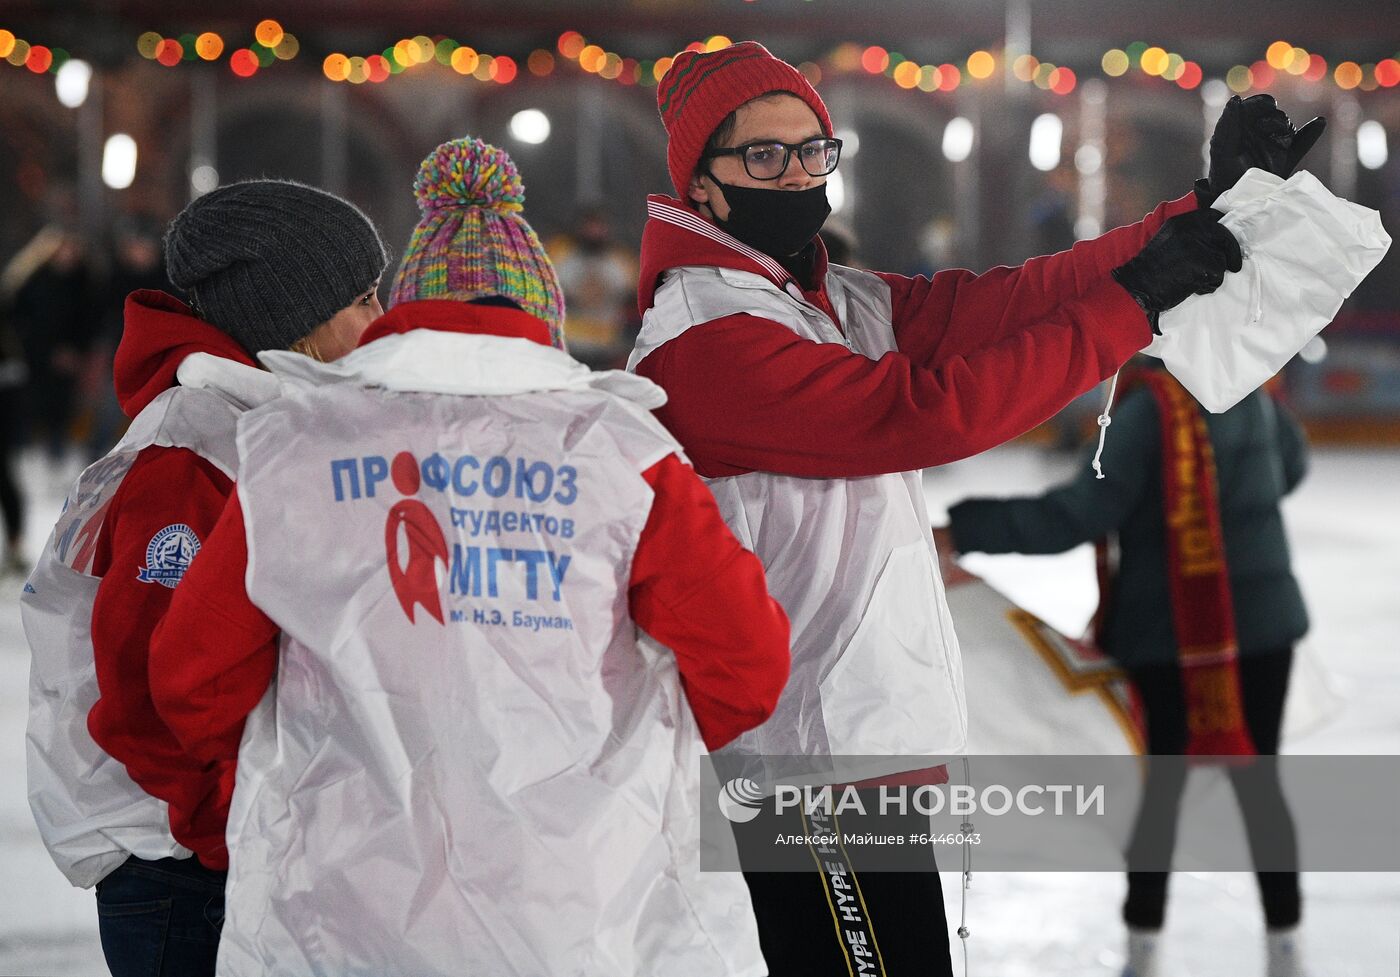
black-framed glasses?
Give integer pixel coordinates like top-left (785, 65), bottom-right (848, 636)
top-left (703, 136), bottom-right (843, 181)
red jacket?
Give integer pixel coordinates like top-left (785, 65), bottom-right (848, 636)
top-left (633, 193), bottom-right (1197, 479)
top-left (631, 194), bottom-right (1195, 790)
top-left (148, 301), bottom-right (792, 869)
top-left (86, 290), bottom-right (256, 868)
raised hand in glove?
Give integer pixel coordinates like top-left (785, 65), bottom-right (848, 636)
top-left (1111, 208), bottom-right (1243, 331)
top-left (1197, 94), bottom-right (1326, 206)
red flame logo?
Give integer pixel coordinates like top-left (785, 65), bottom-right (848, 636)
top-left (384, 452), bottom-right (448, 624)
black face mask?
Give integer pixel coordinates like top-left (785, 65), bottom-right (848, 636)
top-left (707, 177), bottom-right (831, 259)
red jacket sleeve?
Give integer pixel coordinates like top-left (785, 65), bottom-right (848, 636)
top-left (150, 492), bottom-right (278, 763)
top-left (149, 492), bottom-right (279, 867)
top-left (627, 454), bottom-right (790, 750)
top-left (879, 194), bottom-right (1197, 365)
top-left (637, 276), bottom-right (1150, 479)
top-left (86, 445), bottom-right (238, 868)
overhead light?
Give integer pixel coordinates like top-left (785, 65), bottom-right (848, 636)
top-left (190, 164), bottom-right (219, 195)
top-left (1074, 216), bottom-right (1103, 239)
top-left (1200, 78), bottom-right (1230, 107)
top-left (55, 59), bottom-right (92, 108)
top-left (102, 134), bottom-right (137, 190)
top-left (1029, 113), bottom-right (1063, 172)
top-left (1358, 120), bottom-right (1388, 170)
top-left (835, 127), bottom-right (859, 157)
top-left (1299, 336), bottom-right (1328, 364)
top-left (1074, 144), bottom-right (1103, 174)
top-left (942, 117), bottom-right (974, 163)
top-left (509, 109), bottom-right (551, 145)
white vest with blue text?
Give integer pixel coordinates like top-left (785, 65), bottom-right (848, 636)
top-left (630, 263), bottom-right (968, 782)
top-left (22, 355), bottom-right (277, 887)
top-left (218, 329), bottom-right (765, 977)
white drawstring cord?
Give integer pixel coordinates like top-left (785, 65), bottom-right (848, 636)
top-left (957, 756), bottom-right (973, 976)
top-left (1090, 372), bottom-right (1121, 480)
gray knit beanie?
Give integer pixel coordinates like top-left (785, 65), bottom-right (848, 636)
top-left (163, 180), bottom-right (388, 353)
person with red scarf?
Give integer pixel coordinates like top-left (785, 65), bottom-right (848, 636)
top-left (940, 360), bottom-right (1311, 977)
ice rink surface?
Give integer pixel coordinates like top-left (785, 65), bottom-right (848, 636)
top-left (3, 443), bottom-right (1397, 976)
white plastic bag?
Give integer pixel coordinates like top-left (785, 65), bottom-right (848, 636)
top-left (1144, 167), bottom-right (1391, 412)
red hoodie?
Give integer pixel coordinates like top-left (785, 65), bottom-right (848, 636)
top-left (146, 300), bottom-right (792, 868)
top-left (633, 193), bottom-right (1197, 479)
top-left (86, 290), bottom-right (259, 870)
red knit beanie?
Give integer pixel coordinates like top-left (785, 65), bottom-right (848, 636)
top-left (657, 41), bottom-right (833, 200)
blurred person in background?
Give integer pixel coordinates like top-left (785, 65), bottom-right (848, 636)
top-left (909, 214), bottom-right (957, 278)
top-left (0, 307), bottom-right (25, 574)
top-left (938, 359), bottom-right (1311, 977)
top-left (548, 203), bottom-right (638, 369)
top-left (146, 136), bottom-right (789, 977)
top-left (86, 216), bottom-right (171, 460)
top-left (630, 41), bottom-right (1320, 975)
top-left (22, 179), bottom-right (389, 977)
top-left (1031, 166), bottom-right (1078, 256)
top-left (3, 226), bottom-right (98, 469)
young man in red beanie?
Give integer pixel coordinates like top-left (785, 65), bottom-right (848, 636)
top-left (630, 41), bottom-right (1324, 975)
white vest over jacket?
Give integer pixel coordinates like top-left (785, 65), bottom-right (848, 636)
top-left (22, 355), bottom-right (274, 887)
top-left (217, 330), bottom-right (764, 977)
top-left (630, 264), bottom-right (968, 780)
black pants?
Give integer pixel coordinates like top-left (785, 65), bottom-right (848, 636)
top-left (26, 367), bottom-right (76, 461)
top-left (739, 792), bottom-right (955, 976)
top-left (1123, 649), bottom-right (1301, 929)
top-left (0, 388), bottom-right (23, 546)
top-left (95, 855), bottom-right (226, 977)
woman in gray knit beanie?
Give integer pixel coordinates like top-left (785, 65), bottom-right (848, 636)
top-left (19, 179), bottom-right (387, 977)
top-left (164, 179), bottom-right (389, 360)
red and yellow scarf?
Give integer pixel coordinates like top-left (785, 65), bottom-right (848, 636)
top-left (1097, 370), bottom-right (1257, 759)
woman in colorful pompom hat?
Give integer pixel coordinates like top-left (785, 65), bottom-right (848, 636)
top-left (390, 134), bottom-right (567, 349)
top-left (143, 135), bottom-right (791, 977)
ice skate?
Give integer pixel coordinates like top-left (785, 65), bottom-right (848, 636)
top-left (1267, 926), bottom-right (1306, 977)
top-left (1121, 926), bottom-right (1160, 977)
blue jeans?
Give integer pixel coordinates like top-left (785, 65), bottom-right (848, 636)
top-left (95, 855), bottom-right (226, 977)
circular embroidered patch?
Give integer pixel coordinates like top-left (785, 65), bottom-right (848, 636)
top-left (137, 523), bottom-right (202, 588)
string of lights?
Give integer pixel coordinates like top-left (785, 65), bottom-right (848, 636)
top-left (4, 22), bottom-right (1399, 97)
top-left (133, 20), bottom-right (298, 77)
top-left (0, 28), bottom-right (69, 75)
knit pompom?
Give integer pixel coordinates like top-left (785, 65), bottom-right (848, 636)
top-left (413, 137), bottom-right (525, 216)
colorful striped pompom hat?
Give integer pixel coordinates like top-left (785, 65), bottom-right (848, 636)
top-left (390, 136), bottom-right (565, 349)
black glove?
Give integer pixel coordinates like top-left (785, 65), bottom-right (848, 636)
top-left (1197, 94), bottom-right (1326, 207)
top-left (1112, 209), bottom-right (1243, 331)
